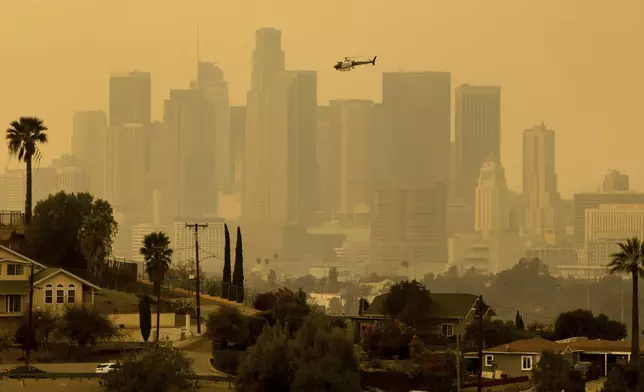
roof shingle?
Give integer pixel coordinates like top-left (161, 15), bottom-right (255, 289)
top-left (485, 338), bottom-right (572, 354)
top-left (366, 292), bottom-right (493, 319)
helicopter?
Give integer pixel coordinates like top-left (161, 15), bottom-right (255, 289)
top-left (334, 56), bottom-right (377, 72)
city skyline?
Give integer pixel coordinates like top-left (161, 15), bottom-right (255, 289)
top-left (2, 1), bottom-right (644, 197)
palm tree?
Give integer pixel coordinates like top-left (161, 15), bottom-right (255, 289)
top-left (139, 231), bottom-right (173, 342)
top-left (255, 257), bottom-right (262, 267)
top-left (5, 117), bottom-right (48, 224)
top-left (608, 237), bottom-right (644, 364)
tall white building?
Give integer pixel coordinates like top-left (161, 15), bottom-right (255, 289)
top-left (474, 155), bottom-right (509, 239)
top-left (72, 110), bottom-right (108, 198)
top-left (584, 204), bottom-right (644, 265)
top-left (0, 170), bottom-right (23, 211)
top-left (131, 223), bottom-right (165, 263)
top-left (172, 219), bottom-right (226, 273)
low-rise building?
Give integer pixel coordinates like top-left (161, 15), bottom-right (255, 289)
top-left (0, 245), bottom-right (101, 317)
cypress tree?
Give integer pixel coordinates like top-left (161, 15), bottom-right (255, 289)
top-left (138, 295), bottom-right (152, 343)
top-left (232, 226), bottom-right (244, 303)
top-left (222, 224), bottom-right (232, 299)
top-left (515, 310), bottom-right (525, 330)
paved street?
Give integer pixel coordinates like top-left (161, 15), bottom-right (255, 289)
top-left (2, 336), bottom-right (223, 376)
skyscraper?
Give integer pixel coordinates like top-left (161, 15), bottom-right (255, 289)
top-left (105, 123), bottom-right (148, 212)
top-left (286, 70), bottom-right (318, 226)
top-left (371, 72), bottom-right (451, 272)
top-left (522, 122), bottom-right (559, 244)
top-left (196, 62), bottom-right (232, 194)
top-left (163, 88), bottom-right (217, 219)
top-left (72, 110), bottom-right (108, 198)
top-left (455, 84), bottom-right (501, 203)
top-left (243, 28), bottom-right (288, 225)
top-left (109, 71), bottom-right (152, 127)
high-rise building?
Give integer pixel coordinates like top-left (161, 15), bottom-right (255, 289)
top-left (163, 89), bottom-right (218, 219)
top-left (72, 110), bottom-right (108, 198)
top-left (474, 155), bottom-right (509, 239)
top-left (329, 100), bottom-right (374, 217)
top-left (381, 72), bottom-right (451, 188)
top-left (105, 123), bottom-right (148, 212)
top-left (286, 70), bottom-right (318, 226)
top-left (243, 28), bottom-right (288, 225)
top-left (455, 84), bottom-right (501, 203)
top-left (315, 105), bottom-right (338, 217)
top-left (196, 62), bottom-right (232, 193)
top-left (109, 71), bottom-right (152, 127)
top-left (230, 106), bottom-right (246, 193)
top-left (522, 122), bottom-right (559, 244)
top-left (603, 170), bottom-right (630, 193)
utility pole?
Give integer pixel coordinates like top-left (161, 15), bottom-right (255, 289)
top-left (456, 333), bottom-right (461, 392)
top-left (186, 223), bottom-right (208, 334)
top-left (476, 295), bottom-right (484, 392)
top-left (25, 265), bottom-right (35, 365)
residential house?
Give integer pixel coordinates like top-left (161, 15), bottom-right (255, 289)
top-left (563, 337), bottom-right (644, 377)
top-left (0, 245), bottom-right (101, 317)
top-left (467, 337), bottom-right (580, 379)
top-left (365, 292), bottom-right (495, 338)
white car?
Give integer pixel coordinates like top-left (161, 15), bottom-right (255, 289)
top-left (95, 363), bottom-right (120, 374)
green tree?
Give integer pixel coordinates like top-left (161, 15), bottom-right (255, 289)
top-left (24, 192), bottom-right (116, 272)
top-left (139, 295), bottom-right (152, 343)
top-left (101, 343), bottom-right (195, 392)
top-left (206, 307), bottom-right (250, 350)
top-left (532, 351), bottom-right (578, 392)
top-left (515, 310), bottom-right (525, 330)
top-left (222, 224), bottom-right (232, 299)
top-left (383, 280), bottom-right (432, 329)
top-left (5, 116), bottom-right (48, 224)
top-left (78, 199), bottom-right (118, 282)
top-left (608, 237), bottom-right (644, 364)
top-left (0, 329), bottom-right (12, 352)
top-left (236, 316), bottom-right (361, 392)
top-left (32, 309), bottom-right (56, 351)
top-left (56, 305), bottom-right (118, 348)
top-left (140, 231), bottom-right (173, 342)
top-left (554, 309), bottom-right (627, 341)
top-left (232, 226), bottom-right (245, 303)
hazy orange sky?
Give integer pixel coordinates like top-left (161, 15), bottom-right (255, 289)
top-left (1, 0), bottom-right (642, 197)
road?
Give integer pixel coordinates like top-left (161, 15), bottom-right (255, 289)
top-left (2, 336), bottom-right (223, 376)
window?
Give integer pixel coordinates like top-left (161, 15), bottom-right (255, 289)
top-left (7, 264), bottom-right (24, 276)
top-left (45, 284), bottom-right (53, 304)
top-left (5, 295), bottom-right (21, 313)
top-left (56, 284), bottom-right (64, 304)
top-left (67, 284), bottom-right (76, 304)
top-left (485, 355), bottom-right (494, 367)
top-left (521, 356), bottom-right (533, 371)
top-left (441, 323), bottom-right (454, 337)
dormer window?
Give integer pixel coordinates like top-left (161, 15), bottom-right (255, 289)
top-left (7, 264), bottom-right (24, 275)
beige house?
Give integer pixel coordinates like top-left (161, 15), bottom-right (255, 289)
top-left (0, 245), bottom-right (101, 317)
